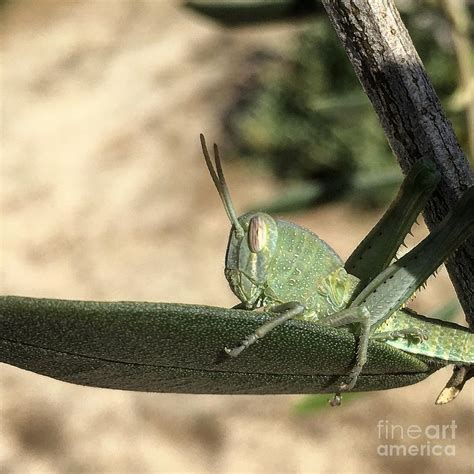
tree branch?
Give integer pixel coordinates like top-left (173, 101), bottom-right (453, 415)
top-left (322, 0), bottom-right (474, 327)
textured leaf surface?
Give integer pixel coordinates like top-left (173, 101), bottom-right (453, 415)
top-left (0, 296), bottom-right (443, 394)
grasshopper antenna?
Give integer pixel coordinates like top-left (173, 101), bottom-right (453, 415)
top-left (200, 134), bottom-right (244, 238)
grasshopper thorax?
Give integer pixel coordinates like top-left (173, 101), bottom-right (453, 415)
top-left (225, 212), bottom-right (278, 308)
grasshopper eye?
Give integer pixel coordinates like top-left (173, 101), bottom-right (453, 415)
top-left (248, 215), bottom-right (267, 253)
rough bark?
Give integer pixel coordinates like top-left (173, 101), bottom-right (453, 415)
top-left (322, 0), bottom-right (474, 327)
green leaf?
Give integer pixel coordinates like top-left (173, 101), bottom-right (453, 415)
top-left (0, 296), bottom-right (443, 394)
top-left (294, 393), bottom-right (360, 413)
top-left (246, 169), bottom-right (402, 214)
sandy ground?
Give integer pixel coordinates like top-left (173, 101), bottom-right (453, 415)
top-left (1, 1), bottom-right (473, 473)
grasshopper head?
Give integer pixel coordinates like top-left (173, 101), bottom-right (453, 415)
top-left (200, 135), bottom-right (278, 308)
top-left (225, 212), bottom-right (278, 308)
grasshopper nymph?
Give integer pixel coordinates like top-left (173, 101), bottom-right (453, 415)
top-left (200, 134), bottom-right (474, 405)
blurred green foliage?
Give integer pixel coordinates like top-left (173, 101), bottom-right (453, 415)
top-left (223, 2), bottom-right (471, 209)
top-left (294, 393), bottom-right (360, 414)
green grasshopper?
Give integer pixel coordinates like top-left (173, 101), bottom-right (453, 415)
top-left (200, 134), bottom-right (474, 405)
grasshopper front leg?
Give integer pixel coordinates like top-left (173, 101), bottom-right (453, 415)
top-left (225, 302), bottom-right (306, 357)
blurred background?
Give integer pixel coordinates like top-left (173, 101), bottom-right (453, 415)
top-left (1, 0), bottom-right (473, 472)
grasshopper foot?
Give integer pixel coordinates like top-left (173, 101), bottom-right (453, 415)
top-left (224, 346), bottom-right (245, 357)
top-left (339, 361), bottom-right (364, 393)
top-left (224, 333), bottom-right (259, 357)
top-left (339, 375), bottom-right (358, 392)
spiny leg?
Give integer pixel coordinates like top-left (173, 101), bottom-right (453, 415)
top-left (351, 186), bottom-right (474, 320)
top-left (345, 159), bottom-right (439, 293)
top-left (225, 302), bottom-right (305, 357)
